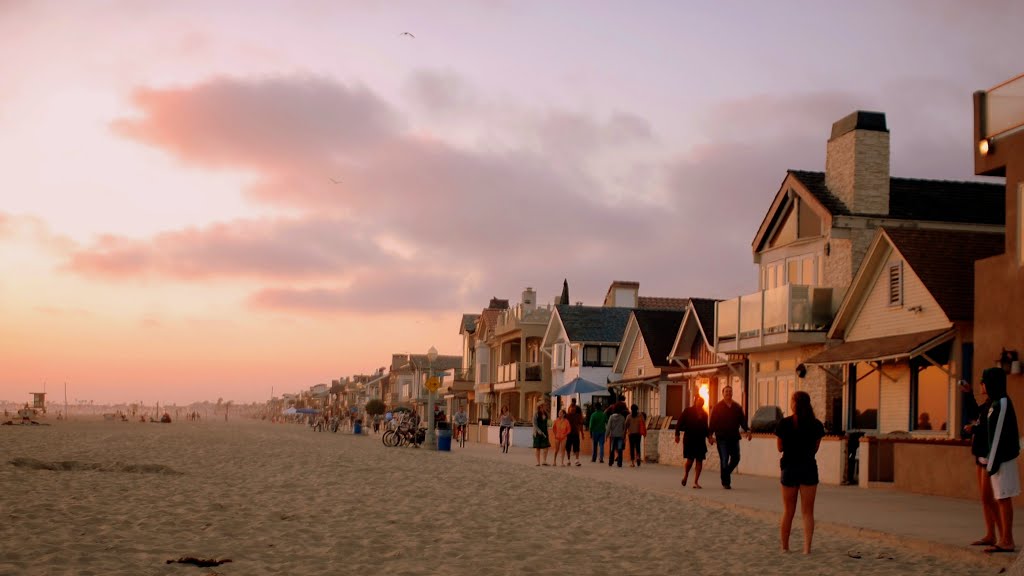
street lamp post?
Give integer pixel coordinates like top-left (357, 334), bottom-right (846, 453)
top-left (426, 346), bottom-right (438, 450)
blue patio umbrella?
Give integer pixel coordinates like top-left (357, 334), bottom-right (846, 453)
top-left (551, 377), bottom-right (610, 397)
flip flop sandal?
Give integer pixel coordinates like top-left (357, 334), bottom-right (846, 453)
top-left (984, 546), bottom-right (1015, 554)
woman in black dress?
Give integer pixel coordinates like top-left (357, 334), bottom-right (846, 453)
top-left (674, 394), bottom-right (709, 488)
top-left (775, 391), bottom-right (824, 554)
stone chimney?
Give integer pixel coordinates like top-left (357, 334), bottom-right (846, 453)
top-left (825, 111), bottom-right (890, 215)
top-left (521, 287), bottom-right (536, 314)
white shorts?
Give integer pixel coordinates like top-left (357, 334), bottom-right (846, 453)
top-left (991, 457), bottom-right (1021, 500)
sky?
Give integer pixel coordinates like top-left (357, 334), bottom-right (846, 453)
top-left (1, 1), bottom-right (1022, 405)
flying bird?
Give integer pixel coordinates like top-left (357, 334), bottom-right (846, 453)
top-left (329, 178), bottom-right (342, 184)
top-left (399, 32), bottom-right (415, 38)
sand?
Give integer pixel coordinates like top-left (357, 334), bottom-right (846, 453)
top-left (0, 419), bottom-right (1000, 575)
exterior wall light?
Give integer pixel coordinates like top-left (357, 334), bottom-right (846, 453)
top-left (979, 138), bottom-right (991, 156)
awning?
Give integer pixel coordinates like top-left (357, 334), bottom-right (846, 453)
top-left (803, 328), bottom-right (955, 366)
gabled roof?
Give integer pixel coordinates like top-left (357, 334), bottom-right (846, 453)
top-left (638, 296), bottom-right (690, 311)
top-left (555, 305), bottom-right (633, 344)
top-left (476, 308), bottom-right (502, 340)
top-left (633, 309), bottom-right (686, 368)
top-left (882, 228), bottom-right (1004, 321)
top-left (689, 298), bottom-right (718, 342)
top-left (788, 170), bottom-right (1004, 224)
top-left (668, 298), bottom-right (721, 363)
top-left (460, 314), bottom-right (479, 335)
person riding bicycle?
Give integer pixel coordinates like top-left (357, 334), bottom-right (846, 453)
top-left (454, 407), bottom-right (469, 442)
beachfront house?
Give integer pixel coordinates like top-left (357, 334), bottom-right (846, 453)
top-left (973, 73), bottom-right (1024, 506)
top-left (541, 302), bottom-right (632, 412)
top-left (485, 288), bottom-right (553, 421)
top-left (803, 227), bottom-right (1003, 495)
top-left (611, 308), bottom-right (686, 418)
top-left (389, 352), bottom-right (462, 411)
top-left (441, 314), bottom-right (480, 421)
top-left (469, 298), bottom-right (507, 423)
top-left (667, 297), bottom-right (747, 420)
top-left (714, 110), bottom-right (1005, 484)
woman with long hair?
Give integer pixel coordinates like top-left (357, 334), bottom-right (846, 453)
top-left (624, 404), bottom-right (644, 468)
top-left (775, 391), bottom-right (825, 554)
top-left (533, 402), bottom-right (551, 466)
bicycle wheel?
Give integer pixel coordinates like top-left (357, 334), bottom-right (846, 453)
top-left (382, 429), bottom-right (398, 447)
top-left (459, 428), bottom-right (466, 447)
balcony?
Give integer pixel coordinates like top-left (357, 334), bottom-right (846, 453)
top-left (715, 285), bottom-right (842, 353)
top-left (494, 304), bottom-right (552, 336)
top-left (495, 362), bottom-right (543, 385)
top-left (982, 73), bottom-right (1024, 141)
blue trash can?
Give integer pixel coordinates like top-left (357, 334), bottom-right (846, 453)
top-left (353, 422), bottom-right (362, 435)
top-left (437, 427), bottom-right (452, 451)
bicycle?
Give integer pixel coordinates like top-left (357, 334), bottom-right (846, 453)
top-left (499, 424), bottom-right (511, 453)
top-left (454, 424), bottom-right (467, 448)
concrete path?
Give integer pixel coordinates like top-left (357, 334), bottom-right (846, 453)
top-left (439, 438), bottom-right (1023, 569)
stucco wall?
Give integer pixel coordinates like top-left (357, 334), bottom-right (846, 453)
top-left (653, 433), bottom-right (843, 485)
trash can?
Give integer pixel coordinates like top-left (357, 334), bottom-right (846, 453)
top-left (437, 422), bottom-right (452, 451)
top-left (353, 420), bottom-right (363, 435)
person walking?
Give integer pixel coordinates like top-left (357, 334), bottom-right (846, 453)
top-left (981, 367), bottom-right (1019, 554)
top-left (606, 408), bottom-right (626, 468)
top-left (533, 403), bottom-right (552, 466)
top-left (709, 385), bottom-right (752, 489)
top-left (552, 409), bottom-right (571, 466)
top-left (961, 379), bottom-right (999, 547)
top-left (675, 394), bottom-right (709, 488)
top-left (498, 405), bottom-right (514, 453)
top-left (588, 406), bottom-right (607, 463)
top-left (624, 404), bottom-right (645, 467)
top-left (566, 403), bottom-right (584, 466)
top-left (775, 391), bottom-right (825, 554)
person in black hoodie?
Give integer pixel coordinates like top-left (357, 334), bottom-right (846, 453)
top-left (982, 367), bottom-right (1019, 554)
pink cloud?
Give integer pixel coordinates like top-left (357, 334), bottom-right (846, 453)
top-left (66, 217), bottom-right (395, 280)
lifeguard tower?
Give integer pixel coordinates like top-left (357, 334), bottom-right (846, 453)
top-left (31, 392), bottom-right (46, 414)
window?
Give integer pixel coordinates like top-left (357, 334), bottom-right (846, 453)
top-left (637, 367), bottom-right (644, 377)
top-left (553, 345), bottom-right (564, 370)
top-left (851, 362), bottom-right (879, 430)
top-left (601, 346), bottom-right (617, 365)
top-left (583, 345), bottom-right (617, 367)
top-left (569, 346), bottom-right (579, 367)
top-left (888, 262), bottom-right (903, 307)
top-left (913, 362), bottom-right (949, 432)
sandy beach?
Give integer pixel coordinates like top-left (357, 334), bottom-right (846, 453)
top-left (0, 419), bottom-right (1003, 575)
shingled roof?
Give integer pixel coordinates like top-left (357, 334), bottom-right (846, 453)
top-left (460, 313), bottom-right (479, 334)
top-left (557, 305), bottom-right (632, 344)
top-left (789, 170), bottom-right (1004, 225)
top-left (883, 228), bottom-right (1004, 322)
top-left (633, 309), bottom-right (686, 368)
top-left (638, 296), bottom-right (690, 311)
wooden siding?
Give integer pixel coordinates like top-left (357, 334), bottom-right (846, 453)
top-left (622, 334), bottom-right (657, 379)
top-left (688, 336), bottom-right (718, 367)
top-left (846, 255), bottom-right (950, 342)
